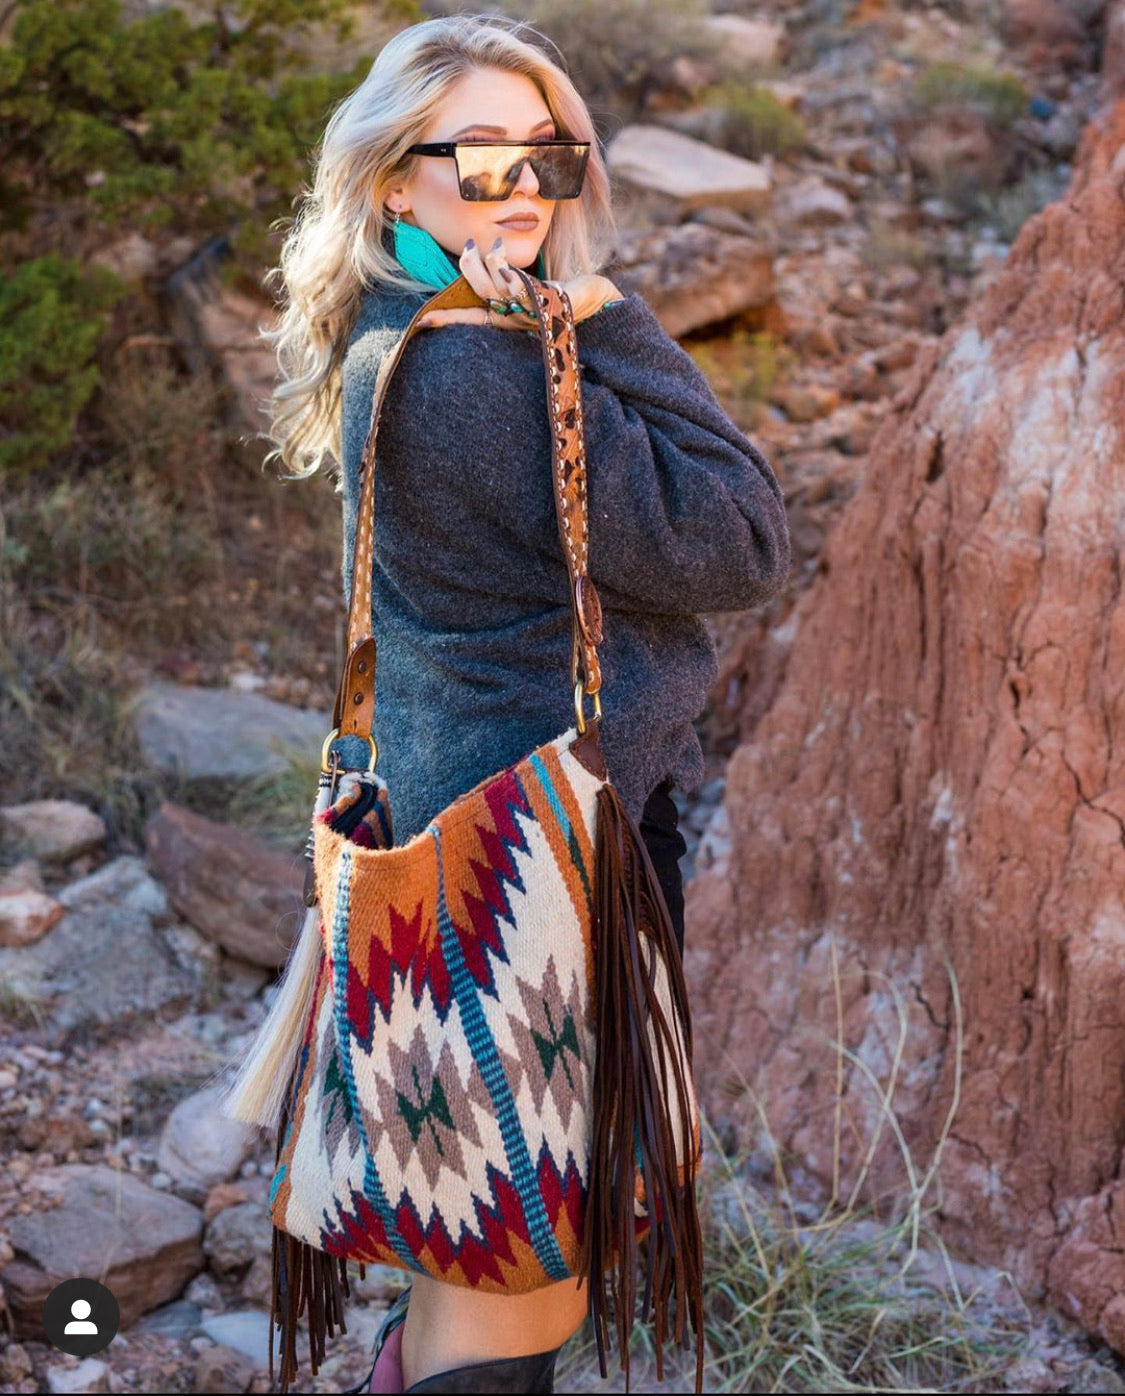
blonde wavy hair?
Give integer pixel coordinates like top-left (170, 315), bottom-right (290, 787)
top-left (261, 11), bottom-right (618, 485)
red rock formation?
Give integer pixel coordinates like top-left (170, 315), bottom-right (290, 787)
top-left (687, 95), bottom-right (1125, 1349)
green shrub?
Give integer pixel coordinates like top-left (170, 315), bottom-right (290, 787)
top-left (0, 255), bottom-right (125, 476)
top-left (0, 0), bottom-right (414, 471)
top-left (0, 0), bottom-right (377, 239)
top-left (913, 60), bottom-right (1029, 129)
top-left (702, 79), bottom-right (807, 160)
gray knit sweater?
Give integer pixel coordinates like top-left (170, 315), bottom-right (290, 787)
top-left (332, 280), bottom-right (790, 843)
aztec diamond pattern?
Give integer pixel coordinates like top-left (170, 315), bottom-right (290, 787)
top-left (268, 726), bottom-right (701, 1292)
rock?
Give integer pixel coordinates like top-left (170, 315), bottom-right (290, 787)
top-left (129, 1298), bottom-right (203, 1338)
top-left (191, 285), bottom-right (279, 437)
top-left (239, 1253), bottom-right (273, 1307)
top-left (606, 222), bottom-right (775, 339)
top-left (606, 124), bottom-right (771, 221)
top-left (685, 74), bottom-right (1125, 1360)
top-left (195, 1343), bottom-right (256, 1394)
top-left (202, 1180), bottom-right (253, 1224)
top-left (1002, 1355), bottom-right (1058, 1391)
top-left (160, 921), bottom-right (222, 983)
top-left (896, 104), bottom-right (1014, 190)
top-left (0, 859), bottom-right (44, 893)
top-left (775, 176), bottom-right (853, 228)
top-left (0, 800), bottom-right (107, 864)
top-left (0, 856), bottom-right (204, 1033)
top-left (44, 1359), bottom-right (110, 1393)
top-left (0, 1344), bottom-right (33, 1384)
top-left (702, 14), bottom-right (787, 71)
top-left (144, 802), bottom-right (305, 967)
top-left (2, 1165), bottom-right (203, 1337)
top-left (0, 887), bottom-right (64, 947)
top-left (348, 1264), bottom-right (411, 1306)
top-left (1069, 1359), bottom-right (1125, 1394)
top-left (663, 54), bottom-right (721, 101)
top-left (199, 1311), bottom-right (274, 1371)
top-left (774, 382), bottom-right (841, 422)
top-left (201, 1199), bottom-right (271, 1276)
top-left (756, 78), bottom-right (806, 112)
top-left (1102, 2), bottom-right (1125, 100)
top-left (219, 955), bottom-right (272, 1001)
top-left (156, 1085), bottom-right (259, 1202)
top-left (90, 231), bottom-right (161, 282)
top-left (132, 679), bottom-right (330, 781)
top-left (185, 1271), bottom-right (223, 1310)
top-left (57, 854), bottom-right (170, 918)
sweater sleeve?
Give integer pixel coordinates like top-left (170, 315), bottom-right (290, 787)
top-left (344, 291), bottom-right (790, 621)
top-left (569, 291), bottom-right (791, 615)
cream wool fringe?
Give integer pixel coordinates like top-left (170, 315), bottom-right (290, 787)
top-left (217, 899), bottom-right (322, 1129)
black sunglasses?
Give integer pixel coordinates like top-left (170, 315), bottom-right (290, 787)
top-left (405, 139), bottom-right (591, 201)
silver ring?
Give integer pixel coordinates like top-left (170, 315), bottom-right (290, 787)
top-left (484, 305), bottom-right (492, 328)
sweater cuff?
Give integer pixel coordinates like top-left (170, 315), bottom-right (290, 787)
top-left (573, 291), bottom-right (661, 354)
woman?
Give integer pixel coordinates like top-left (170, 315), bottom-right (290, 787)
top-left (257, 13), bottom-right (790, 1394)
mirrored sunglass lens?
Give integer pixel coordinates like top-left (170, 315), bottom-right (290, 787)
top-left (455, 144), bottom-right (588, 200)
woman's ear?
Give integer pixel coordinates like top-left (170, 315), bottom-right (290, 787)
top-left (376, 183), bottom-right (404, 217)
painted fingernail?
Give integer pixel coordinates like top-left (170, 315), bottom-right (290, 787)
top-left (492, 237), bottom-right (502, 249)
top-left (465, 238), bottom-right (474, 250)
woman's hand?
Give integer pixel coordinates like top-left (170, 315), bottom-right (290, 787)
top-left (415, 234), bottom-right (622, 332)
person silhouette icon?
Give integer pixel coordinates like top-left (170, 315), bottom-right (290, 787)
top-left (43, 1277), bottom-right (119, 1356)
top-left (63, 1298), bottom-right (99, 1335)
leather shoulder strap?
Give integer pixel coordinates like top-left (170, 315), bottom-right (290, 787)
top-left (332, 268), bottom-right (603, 741)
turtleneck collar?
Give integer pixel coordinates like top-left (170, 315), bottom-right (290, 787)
top-left (386, 218), bottom-right (545, 288)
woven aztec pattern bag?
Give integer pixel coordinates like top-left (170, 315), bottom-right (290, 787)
top-left (222, 268), bottom-right (705, 1395)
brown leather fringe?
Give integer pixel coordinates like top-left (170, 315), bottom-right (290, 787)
top-left (580, 780), bottom-right (706, 1394)
top-left (267, 1058), bottom-right (364, 1393)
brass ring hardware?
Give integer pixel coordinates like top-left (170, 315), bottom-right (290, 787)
top-left (320, 727), bottom-right (378, 774)
top-left (573, 680), bottom-right (602, 736)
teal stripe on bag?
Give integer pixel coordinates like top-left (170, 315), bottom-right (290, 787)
top-left (331, 843), bottom-right (426, 1273)
top-left (431, 818), bottom-right (571, 1280)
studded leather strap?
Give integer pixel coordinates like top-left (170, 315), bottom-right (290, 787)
top-left (332, 269), bottom-right (604, 740)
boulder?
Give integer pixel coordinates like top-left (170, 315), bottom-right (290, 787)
top-left (607, 124), bottom-right (771, 221)
top-left (609, 222), bottom-right (775, 338)
top-left (0, 856), bottom-right (206, 1033)
top-left (156, 1084), bottom-right (259, 1203)
top-left (0, 800), bottom-right (106, 864)
top-left (2, 1165), bottom-right (203, 1338)
top-left (201, 1199), bottom-right (271, 1276)
top-left (0, 887), bottom-right (64, 948)
top-left (775, 175), bottom-right (853, 228)
top-left (702, 14), bottom-right (788, 72)
top-left (198, 1311), bottom-right (274, 1371)
top-left (144, 802), bottom-right (305, 967)
top-left (131, 680), bottom-right (330, 782)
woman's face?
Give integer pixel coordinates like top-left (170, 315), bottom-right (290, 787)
top-left (385, 67), bottom-right (558, 269)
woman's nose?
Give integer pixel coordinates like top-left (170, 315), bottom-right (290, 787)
top-left (512, 155), bottom-right (540, 197)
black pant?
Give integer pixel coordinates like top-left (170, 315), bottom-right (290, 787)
top-left (638, 776), bottom-right (687, 961)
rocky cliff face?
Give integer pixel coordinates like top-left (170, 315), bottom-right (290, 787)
top-left (687, 90), bottom-right (1125, 1348)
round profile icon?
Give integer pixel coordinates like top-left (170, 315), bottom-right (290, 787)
top-left (42, 1278), bottom-right (120, 1357)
